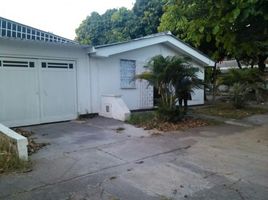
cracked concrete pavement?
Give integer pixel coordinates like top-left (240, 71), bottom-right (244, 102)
top-left (0, 115), bottom-right (267, 200)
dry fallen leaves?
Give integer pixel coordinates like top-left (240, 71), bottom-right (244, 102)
top-left (12, 128), bottom-right (49, 155)
top-left (139, 117), bottom-right (209, 132)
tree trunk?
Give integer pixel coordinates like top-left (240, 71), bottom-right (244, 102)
top-left (235, 58), bottom-right (242, 69)
top-left (258, 55), bottom-right (267, 72)
top-left (183, 99), bottom-right (188, 114)
top-left (212, 62), bottom-right (217, 104)
top-left (251, 61), bottom-right (254, 68)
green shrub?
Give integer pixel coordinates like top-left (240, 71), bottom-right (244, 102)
top-left (157, 104), bottom-right (183, 122)
top-left (223, 68), bottom-right (267, 104)
top-left (229, 83), bottom-right (250, 108)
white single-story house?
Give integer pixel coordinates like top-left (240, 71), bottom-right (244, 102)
top-left (0, 17), bottom-right (214, 127)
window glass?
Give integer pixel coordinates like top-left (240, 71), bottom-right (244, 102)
top-left (12, 24), bottom-right (16, 31)
top-left (2, 20), bottom-right (6, 28)
top-left (7, 30), bottom-right (11, 37)
top-left (42, 62), bottom-right (47, 68)
top-left (29, 62), bottom-right (35, 68)
top-left (12, 31), bottom-right (16, 37)
top-left (2, 29), bottom-right (6, 36)
top-left (120, 59), bottom-right (136, 89)
top-left (7, 22), bottom-right (11, 29)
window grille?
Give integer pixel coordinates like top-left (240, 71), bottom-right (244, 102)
top-left (120, 59), bottom-right (136, 89)
top-left (0, 60), bottom-right (35, 68)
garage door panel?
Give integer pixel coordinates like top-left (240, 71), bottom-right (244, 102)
top-left (0, 57), bottom-right (77, 127)
top-left (0, 58), bottom-right (40, 126)
top-left (40, 61), bottom-right (77, 123)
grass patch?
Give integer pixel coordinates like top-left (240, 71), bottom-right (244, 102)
top-left (0, 139), bottom-right (31, 174)
top-left (193, 103), bottom-right (268, 119)
top-left (127, 111), bottom-right (213, 132)
top-left (127, 111), bottom-right (156, 127)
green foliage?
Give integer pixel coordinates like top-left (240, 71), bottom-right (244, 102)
top-left (136, 55), bottom-right (202, 121)
top-left (157, 103), bottom-right (182, 122)
top-left (127, 111), bottom-right (156, 126)
top-left (75, 8), bottom-right (135, 45)
top-left (223, 68), bottom-right (267, 103)
top-left (76, 0), bottom-right (164, 45)
top-left (204, 67), bottom-right (222, 92)
top-left (193, 102), bottom-right (268, 119)
top-left (159, 0), bottom-right (268, 68)
top-left (133, 0), bottom-right (165, 37)
top-left (229, 83), bottom-right (250, 108)
top-left (223, 68), bottom-right (265, 86)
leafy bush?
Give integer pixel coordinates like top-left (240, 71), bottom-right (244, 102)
top-left (223, 68), bottom-right (267, 104)
top-left (229, 83), bottom-right (250, 108)
top-left (157, 104), bottom-right (183, 122)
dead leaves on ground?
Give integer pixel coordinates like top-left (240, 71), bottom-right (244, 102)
top-left (12, 128), bottom-right (49, 155)
top-left (138, 117), bottom-right (209, 132)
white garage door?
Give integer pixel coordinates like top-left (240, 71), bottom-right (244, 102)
top-left (0, 57), bottom-right (77, 127)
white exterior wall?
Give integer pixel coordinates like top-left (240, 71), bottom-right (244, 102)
top-left (0, 39), bottom-right (205, 126)
top-left (0, 39), bottom-right (92, 116)
top-left (90, 43), bottom-right (205, 113)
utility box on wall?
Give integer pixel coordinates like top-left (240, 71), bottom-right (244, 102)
top-left (99, 94), bottom-right (130, 121)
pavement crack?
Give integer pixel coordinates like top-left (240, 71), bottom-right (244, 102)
top-left (0, 145), bottom-right (191, 199)
top-left (135, 145), bottom-right (191, 161)
top-left (97, 148), bottom-right (126, 162)
top-left (225, 179), bottom-right (246, 200)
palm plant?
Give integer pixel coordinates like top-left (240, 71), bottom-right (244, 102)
top-left (136, 55), bottom-right (203, 121)
top-left (229, 83), bottom-right (250, 108)
top-left (167, 57), bottom-right (203, 113)
top-left (223, 68), bottom-right (267, 104)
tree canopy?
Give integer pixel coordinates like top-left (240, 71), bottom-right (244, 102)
top-left (76, 0), bottom-right (267, 70)
top-left (159, 0), bottom-right (268, 69)
top-left (75, 0), bottom-right (164, 46)
top-left (133, 0), bottom-right (165, 37)
top-left (75, 8), bottom-right (134, 45)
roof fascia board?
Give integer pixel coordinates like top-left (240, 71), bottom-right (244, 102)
top-left (166, 37), bottom-right (215, 66)
top-left (90, 34), bottom-right (214, 66)
top-left (90, 36), bottom-right (168, 57)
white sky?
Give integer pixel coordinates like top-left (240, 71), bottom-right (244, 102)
top-left (1, 0), bottom-right (135, 40)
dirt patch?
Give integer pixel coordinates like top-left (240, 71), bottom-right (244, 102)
top-left (134, 116), bottom-right (210, 132)
top-left (12, 128), bottom-right (49, 155)
top-left (193, 102), bottom-right (268, 119)
top-left (128, 112), bottom-right (217, 132)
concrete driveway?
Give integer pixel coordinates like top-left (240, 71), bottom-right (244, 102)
top-left (0, 115), bottom-right (268, 200)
